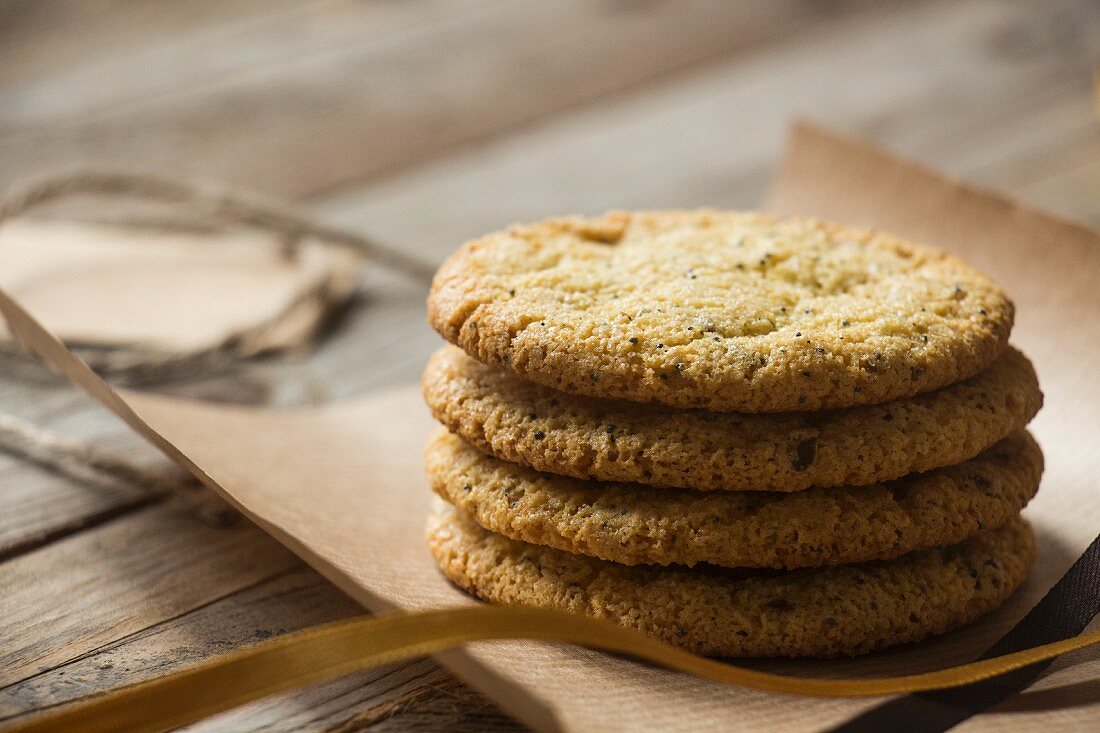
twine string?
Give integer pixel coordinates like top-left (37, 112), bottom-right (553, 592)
top-left (0, 410), bottom-right (235, 525)
top-left (0, 172), bottom-right (437, 281)
top-left (0, 172), bottom-right (435, 521)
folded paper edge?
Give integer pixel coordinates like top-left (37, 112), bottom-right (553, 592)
top-left (765, 119), bottom-right (1100, 255)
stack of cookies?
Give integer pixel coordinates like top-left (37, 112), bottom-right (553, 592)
top-left (422, 211), bottom-right (1043, 658)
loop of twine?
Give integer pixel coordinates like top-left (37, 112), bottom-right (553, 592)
top-left (0, 172), bottom-right (436, 525)
top-left (0, 172), bottom-right (438, 281)
top-left (0, 410), bottom-right (235, 526)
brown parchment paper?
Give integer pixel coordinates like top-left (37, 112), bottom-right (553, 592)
top-left (0, 219), bottom-right (362, 355)
top-left (1, 124), bottom-right (1098, 732)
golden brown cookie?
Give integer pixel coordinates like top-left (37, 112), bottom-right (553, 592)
top-left (427, 501), bottom-right (1035, 658)
top-left (423, 345), bottom-right (1041, 491)
top-left (428, 211), bottom-right (1013, 412)
top-left (426, 428), bottom-right (1042, 569)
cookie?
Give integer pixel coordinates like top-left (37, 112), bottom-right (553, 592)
top-left (427, 501), bottom-right (1035, 658)
top-left (428, 211), bottom-right (1013, 412)
top-left (426, 428), bottom-right (1041, 569)
top-left (423, 345), bottom-right (1041, 492)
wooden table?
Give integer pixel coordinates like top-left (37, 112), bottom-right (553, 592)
top-left (2, 1), bottom-right (1099, 729)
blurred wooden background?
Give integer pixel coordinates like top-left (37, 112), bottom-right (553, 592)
top-left (1, 1), bottom-right (1099, 730)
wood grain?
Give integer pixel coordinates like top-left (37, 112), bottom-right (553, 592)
top-left (0, 392), bottom-right (153, 557)
top-left (2, 0), bottom-right (1099, 730)
top-left (0, 504), bottom-right (302, 688)
top-left (0, 369), bottom-right (275, 558)
top-left (0, 0), bottom-right (863, 200)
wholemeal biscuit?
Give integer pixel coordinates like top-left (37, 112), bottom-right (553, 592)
top-left (428, 211), bottom-right (1013, 412)
top-left (423, 345), bottom-right (1041, 491)
top-left (426, 428), bottom-right (1042, 569)
top-left (427, 501), bottom-right (1035, 658)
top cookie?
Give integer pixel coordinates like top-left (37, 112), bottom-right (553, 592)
top-left (428, 211), bottom-right (1014, 412)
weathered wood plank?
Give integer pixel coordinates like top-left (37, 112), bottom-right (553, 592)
top-left (0, 0), bottom-right (307, 87)
top-left (0, 568), bottom-right (365, 719)
top-left (971, 96), bottom-right (1100, 227)
top-left (0, 0), bottom-right (878, 199)
top-left (0, 545), bottom-right (518, 732)
top-left (0, 0), bottom-right (497, 135)
top-left (0, 367), bottom-right (277, 557)
top-left (0, 504), bottom-right (301, 688)
top-left (0, 392), bottom-right (157, 556)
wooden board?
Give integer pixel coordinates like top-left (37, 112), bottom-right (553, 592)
top-left (1, 0), bottom-right (1099, 730)
top-left (0, 0), bottom-right (866, 200)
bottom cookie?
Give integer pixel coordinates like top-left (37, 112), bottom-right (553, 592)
top-left (427, 500), bottom-right (1035, 658)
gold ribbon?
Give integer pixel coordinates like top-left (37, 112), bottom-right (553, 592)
top-left (12, 605), bottom-right (1100, 733)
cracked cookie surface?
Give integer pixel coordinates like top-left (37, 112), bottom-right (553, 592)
top-left (426, 428), bottom-right (1042, 569)
top-left (428, 502), bottom-right (1035, 658)
top-left (428, 210), bottom-right (1014, 412)
top-left (423, 345), bottom-right (1041, 491)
